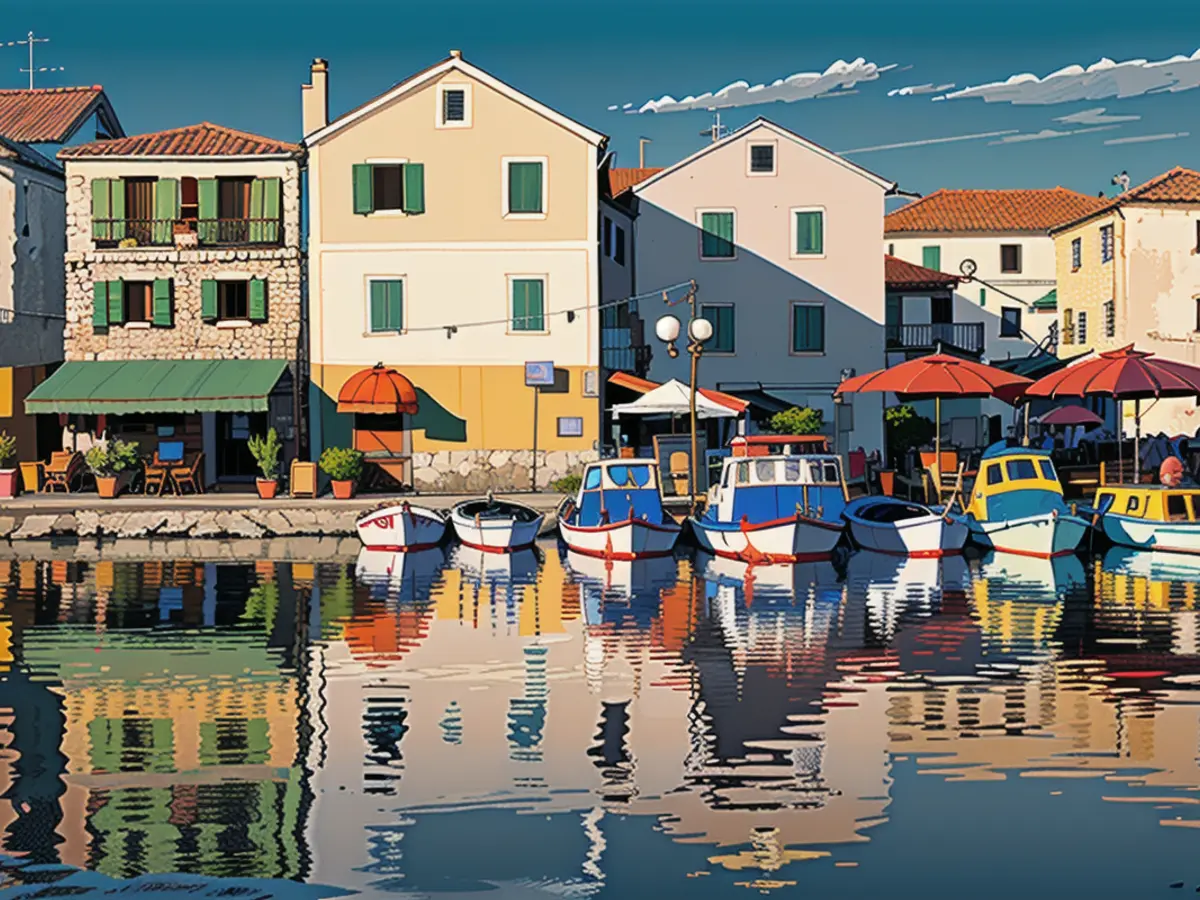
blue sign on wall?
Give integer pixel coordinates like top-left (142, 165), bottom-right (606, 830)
top-left (525, 361), bottom-right (555, 387)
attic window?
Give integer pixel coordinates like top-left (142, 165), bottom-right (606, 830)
top-left (748, 144), bottom-right (775, 175)
top-left (437, 83), bottom-right (472, 128)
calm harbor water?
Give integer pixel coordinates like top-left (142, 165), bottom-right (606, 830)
top-left (1, 540), bottom-right (1199, 898)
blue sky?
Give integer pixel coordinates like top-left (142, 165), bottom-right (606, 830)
top-left (9, 0), bottom-right (1200, 196)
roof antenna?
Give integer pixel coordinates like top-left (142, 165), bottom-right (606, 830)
top-left (1111, 171), bottom-right (1130, 193)
top-left (3, 31), bottom-right (63, 89)
top-left (699, 111), bottom-right (729, 144)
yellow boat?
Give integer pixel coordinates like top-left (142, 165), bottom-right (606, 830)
top-left (1093, 484), bottom-right (1200, 555)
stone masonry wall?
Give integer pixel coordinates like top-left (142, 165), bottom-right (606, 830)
top-left (412, 449), bottom-right (599, 493)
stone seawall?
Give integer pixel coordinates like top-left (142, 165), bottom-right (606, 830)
top-left (412, 449), bottom-right (597, 493)
top-left (0, 507), bottom-right (361, 541)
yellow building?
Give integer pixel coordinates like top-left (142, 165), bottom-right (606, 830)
top-left (302, 52), bottom-right (610, 491)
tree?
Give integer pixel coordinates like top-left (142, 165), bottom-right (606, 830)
top-left (766, 407), bottom-right (824, 435)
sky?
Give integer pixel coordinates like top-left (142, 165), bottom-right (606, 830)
top-left (7, 0), bottom-right (1200, 197)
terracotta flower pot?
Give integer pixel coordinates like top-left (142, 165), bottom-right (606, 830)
top-left (0, 469), bottom-right (17, 499)
top-left (95, 475), bottom-right (120, 499)
top-left (256, 479), bottom-right (278, 500)
top-left (331, 479), bottom-right (355, 500)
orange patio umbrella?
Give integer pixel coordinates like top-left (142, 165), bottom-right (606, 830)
top-left (337, 363), bottom-right (420, 415)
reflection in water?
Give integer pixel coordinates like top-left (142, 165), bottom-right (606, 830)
top-left (1, 542), bottom-right (1200, 896)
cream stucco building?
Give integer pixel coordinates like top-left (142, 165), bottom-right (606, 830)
top-left (302, 52), bottom-right (608, 492)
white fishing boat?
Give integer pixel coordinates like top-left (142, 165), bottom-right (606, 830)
top-left (449, 494), bottom-right (544, 552)
top-left (557, 459), bottom-right (681, 560)
top-left (843, 495), bottom-right (968, 558)
top-left (356, 501), bottom-right (447, 551)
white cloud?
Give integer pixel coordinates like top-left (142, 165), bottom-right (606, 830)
top-left (1103, 131), bottom-right (1191, 145)
top-left (840, 129), bottom-right (1019, 154)
top-left (934, 48), bottom-right (1200, 105)
top-left (1053, 107), bottom-right (1141, 125)
top-left (988, 125), bottom-right (1122, 144)
top-left (624, 58), bottom-right (892, 114)
top-left (888, 82), bottom-right (955, 97)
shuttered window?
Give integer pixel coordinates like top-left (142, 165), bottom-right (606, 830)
top-left (791, 304), bottom-right (825, 353)
top-left (443, 89), bottom-right (466, 122)
top-left (352, 163), bottom-right (425, 214)
top-left (511, 278), bottom-right (546, 332)
top-left (700, 212), bottom-right (735, 258)
top-left (1105, 300), bottom-right (1116, 337)
top-left (701, 304), bottom-right (735, 353)
top-left (152, 278), bottom-right (173, 327)
top-left (153, 179), bottom-right (178, 245)
top-left (201, 280), bottom-right (219, 321)
top-left (90, 178), bottom-right (127, 242)
top-left (794, 210), bottom-right (824, 255)
top-left (507, 161), bottom-right (544, 214)
top-left (249, 278), bottom-right (268, 322)
top-left (1100, 225), bottom-right (1114, 263)
top-left (922, 245), bottom-right (941, 271)
top-left (369, 279), bottom-right (404, 333)
top-left (1071, 238), bottom-right (1082, 270)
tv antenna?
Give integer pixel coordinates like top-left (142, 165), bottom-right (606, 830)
top-left (700, 112), bottom-right (729, 144)
top-left (3, 31), bottom-right (64, 88)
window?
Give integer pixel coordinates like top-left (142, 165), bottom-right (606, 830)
top-left (352, 163), bottom-right (425, 215)
top-left (603, 216), bottom-right (626, 265)
top-left (887, 243), bottom-right (895, 256)
top-left (1062, 309), bottom-right (1075, 345)
top-left (1167, 494), bottom-right (1190, 522)
top-left (1126, 495), bottom-right (1140, 514)
top-left (557, 417), bottom-right (584, 437)
top-left (1038, 459), bottom-right (1056, 481)
top-left (699, 211), bottom-right (735, 258)
top-left (1000, 307), bottom-right (1022, 338)
top-left (1000, 244), bottom-right (1022, 273)
top-left (1195, 220), bottom-right (1200, 253)
top-left (506, 159), bottom-right (545, 215)
top-left (218, 177), bottom-right (252, 220)
top-left (931, 295), bottom-right (952, 325)
top-left (1005, 458), bottom-right (1038, 481)
top-left (91, 279), bottom-right (173, 328)
top-left (439, 84), bottom-right (471, 127)
top-left (219, 281), bottom-right (248, 321)
top-left (200, 278), bottom-right (267, 323)
top-left (986, 464), bottom-right (1004, 486)
top-left (511, 277), bottom-right (546, 331)
top-left (700, 304), bottom-right (735, 353)
top-left (784, 459), bottom-right (802, 482)
top-left (583, 467), bottom-right (602, 490)
top-left (755, 459), bottom-right (777, 483)
top-left (1105, 299), bottom-right (1116, 338)
top-left (979, 288), bottom-right (987, 307)
top-left (368, 279), bottom-right (404, 333)
top-left (123, 281), bottom-right (154, 324)
top-left (792, 209), bottom-right (824, 256)
top-left (922, 245), bottom-right (941, 271)
top-left (748, 143), bottom-right (775, 174)
top-left (791, 303), bottom-right (825, 353)
top-left (736, 461), bottom-right (750, 485)
top-left (1077, 310), bottom-right (1088, 344)
top-left (1100, 224), bottom-right (1114, 263)
top-left (1071, 237), bottom-right (1082, 270)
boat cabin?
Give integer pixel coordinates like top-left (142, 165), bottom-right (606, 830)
top-left (729, 434), bottom-right (831, 457)
top-left (575, 459), bottom-right (667, 524)
top-left (966, 443), bottom-right (1067, 522)
top-left (1094, 486), bottom-right (1200, 523)
top-left (707, 454), bottom-right (848, 524)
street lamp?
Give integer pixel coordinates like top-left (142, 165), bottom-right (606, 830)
top-left (656, 308), bottom-right (713, 512)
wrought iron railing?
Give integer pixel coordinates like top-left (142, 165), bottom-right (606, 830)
top-left (886, 322), bottom-right (985, 355)
top-left (92, 218), bottom-right (283, 247)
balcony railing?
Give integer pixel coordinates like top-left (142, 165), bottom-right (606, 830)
top-left (92, 218), bottom-right (283, 248)
top-left (886, 322), bottom-right (985, 356)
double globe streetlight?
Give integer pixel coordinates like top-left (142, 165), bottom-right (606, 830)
top-left (654, 312), bottom-right (714, 511)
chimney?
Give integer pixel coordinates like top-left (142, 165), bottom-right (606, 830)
top-left (449, 49), bottom-right (462, 59)
top-left (302, 58), bottom-right (329, 136)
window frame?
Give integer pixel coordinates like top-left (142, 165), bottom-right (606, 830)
top-left (699, 302), bottom-right (736, 355)
top-left (365, 275), bottom-right (407, 336)
top-left (922, 245), bottom-right (941, 271)
top-left (999, 243), bottom-right (1022, 274)
top-left (789, 301), bottom-right (826, 356)
top-left (122, 280), bottom-right (155, 327)
top-left (1105, 299), bottom-right (1116, 338)
top-left (747, 141), bottom-right (777, 176)
top-left (696, 208), bottom-right (736, 260)
top-left (436, 82), bottom-right (472, 129)
top-left (502, 156), bottom-right (548, 219)
top-left (1100, 224), bottom-right (1114, 264)
top-left (364, 157), bottom-right (409, 216)
top-left (1077, 310), bottom-right (1088, 345)
top-left (790, 206), bottom-right (826, 259)
top-left (1000, 306), bottom-right (1022, 338)
top-left (507, 274), bottom-right (549, 335)
top-left (217, 279), bottom-right (250, 324)
top-left (1071, 237), bottom-right (1082, 271)
top-left (603, 216), bottom-right (627, 266)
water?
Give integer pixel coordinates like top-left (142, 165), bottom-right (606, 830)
top-left (1, 541), bottom-right (1200, 898)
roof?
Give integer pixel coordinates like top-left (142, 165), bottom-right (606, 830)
top-left (0, 135), bottom-right (62, 176)
top-left (608, 167), bottom-right (662, 197)
top-left (59, 122), bottom-right (301, 159)
top-left (884, 188), bottom-right (1108, 235)
top-left (1031, 288), bottom-right (1057, 310)
top-left (631, 117), bottom-right (896, 195)
top-left (981, 441), bottom-right (1052, 460)
top-left (306, 53), bottom-right (606, 148)
top-left (885, 254), bottom-right (958, 289)
top-left (1049, 167), bottom-right (1200, 234)
top-left (0, 85), bottom-right (124, 143)
top-left (24, 359), bottom-right (289, 415)
top-left (606, 372), bottom-right (749, 413)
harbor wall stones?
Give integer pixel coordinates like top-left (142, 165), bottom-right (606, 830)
top-left (0, 507), bottom-right (361, 541)
top-left (412, 449), bottom-right (598, 493)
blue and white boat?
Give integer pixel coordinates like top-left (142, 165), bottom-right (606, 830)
top-left (690, 453), bottom-right (848, 564)
top-left (557, 459), bottom-right (681, 560)
top-left (843, 495), bottom-right (968, 558)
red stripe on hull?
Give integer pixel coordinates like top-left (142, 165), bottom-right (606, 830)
top-left (990, 545), bottom-right (1075, 560)
top-left (457, 538), bottom-right (535, 554)
top-left (361, 541), bottom-right (442, 553)
top-left (709, 547), bottom-right (833, 564)
top-left (560, 518), bottom-right (681, 535)
top-left (866, 547), bottom-right (963, 559)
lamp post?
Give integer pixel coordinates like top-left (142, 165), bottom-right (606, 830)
top-left (655, 310), bottom-right (713, 512)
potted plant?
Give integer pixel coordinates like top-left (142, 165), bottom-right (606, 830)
top-left (0, 432), bottom-right (17, 499)
top-left (84, 439), bottom-right (139, 499)
top-left (248, 428), bottom-right (282, 499)
top-left (319, 446), bottom-right (364, 500)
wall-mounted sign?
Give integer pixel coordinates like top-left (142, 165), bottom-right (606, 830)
top-left (582, 369), bottom-right (599, 398)
top-left (525, 361), bottom-right (555, 387)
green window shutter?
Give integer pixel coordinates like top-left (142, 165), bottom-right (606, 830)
top-left (511, 281), bottom-right (527, 330)
top-left (701, 305), bottom-right (735, 353)
top-left (107, 280), bottom-right (124, 325)
top-left (508, 162), bottom-right (543, 213)
top-left (979, 288), bottom-right (987, 307)
top-left (353, 164), bottom-right (374, 214)
top-left (260, 177), bottom-right (281, 242)
top-left (249, 178), bottom-right (266, 243)
top-left (152, 278), bottom-right (173, 326)
top-left (198, 179), bottom-right (218, 243)
top-left (91, 178), bottom-right (111, 241)
top-left (153, 178), bottom-right (178, 245)
top-left (512, 279), bottom-right (545, 331)
top-left (249, 278), bottom-right (267, 321)
top-left (92, 281), bottom-right (109, 327)
top-left (701, 212), bottom-right (734, 258)
top-left (795, 211), bottom-right (824, 255)
top-left (402, 163), bottom-right (425, 214)
top-left (369, 281), bottom-right (387, 332)
top-left (388, 280), bottom-right (403, 331)
top-left (922, 245), bottom-right (941, 271)
top-left (201, 280), bottom-right (218, 320)
top-left (110, 179), bottom-right (127, 240)
top-left (792, 305), bottom-right (825, 353)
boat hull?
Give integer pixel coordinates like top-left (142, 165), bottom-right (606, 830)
top-left (449, 505), bottom-right (544, 553)
top-left (356, 504), bottom-right (447, 551)
top-left (1101, 514), bottom-right (1200, 555)
top-left (558, 517), bottom-right (681, 560)
top-left (963, 512), bottom-right (1088, 559)
top-left (690, 514), bottom-right (844, 564)
top-left (845, 512), bottom-right (968, 558)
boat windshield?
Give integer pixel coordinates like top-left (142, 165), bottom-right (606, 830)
top-left (731, 457), bottom-right (839, 486)
top-left (605, 464), bottom-right (653, 490)
top-left (583, 467), bottom-right (602, 490)
top-left (1005, 458), bottom-right (1039, 481)
top-left (1038, 459), bottom-right (1056, 481)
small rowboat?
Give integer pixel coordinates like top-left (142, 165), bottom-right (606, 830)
top-left (842, 495), bottom-right (968, 558)
top-left (558, 459), bottom-right (681, 560)
top-left (355, 501), bottom-right (447, 551)
top-left (449, 494), bottom-right (545, 552)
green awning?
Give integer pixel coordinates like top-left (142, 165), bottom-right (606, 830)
top-left (25, 359), bottom-right (288, 415)
top-left (1032, 289), bottom-right (1057, 310)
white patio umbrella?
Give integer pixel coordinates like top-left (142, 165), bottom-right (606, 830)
top-left (611, 379), bottom-right (739, 420)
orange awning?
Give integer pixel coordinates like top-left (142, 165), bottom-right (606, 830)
top-left (337, 364), bottom-right (420, 415)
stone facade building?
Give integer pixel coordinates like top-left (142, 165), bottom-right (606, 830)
top-left (26, 123), bottom-right (305, 487)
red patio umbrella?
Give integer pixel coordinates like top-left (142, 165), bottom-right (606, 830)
top-left (1025, 345), bottom-right (1200, 472)
top-left (835, 352), bottom-right (1033, 466)
top-left (1037, 406), bottom-right (1103, 428)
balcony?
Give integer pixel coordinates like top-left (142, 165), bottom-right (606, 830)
top-left (601, 327), bottom-right (652, 376)
top-left (92, 218), bottom-right (283, 249)
top-left (886, 322), bottom-right (985, 357)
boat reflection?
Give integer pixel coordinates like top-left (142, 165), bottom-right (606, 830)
top-left (563, 550), bottom-right (678, 628)
top-left (353, 546), bottom-right (448, 603)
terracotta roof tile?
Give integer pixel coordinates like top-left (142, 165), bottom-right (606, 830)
top-left (608, 167), bottom-right (662, 197)
top-left (885, 254), bottom-right (958, 289)
top-left (0, 85), bottom-right (119, 143)
top-left (885, 187), bottom-right (1108, 234)
top-left (59, 122), bottom-right (301, 158)
top-left (1050, 167), bottom-right (1200, 233)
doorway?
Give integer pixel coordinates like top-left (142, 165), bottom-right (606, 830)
top-left (217, 412), bottom-right (267, 480)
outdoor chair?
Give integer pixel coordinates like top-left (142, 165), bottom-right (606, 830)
top-left (42, 451), bottom-right (84, 493)
top-left (922, 460), bottom-right (966, 508)
top-left (170, 452), bottom-right (205, 495)
top-left (290, 460), bottom-right (317, 498)
top-left (143, 455), bottom-right (171, 496)
top-left (667, 451), bottom-right (689, 497)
